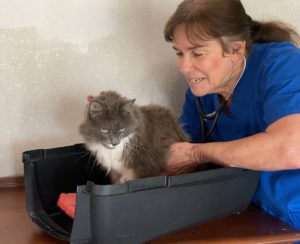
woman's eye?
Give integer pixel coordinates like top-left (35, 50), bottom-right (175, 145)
top-left (175, 52), bottom-right (183, 57)
top-left (100, 128), bottom-right (109, 134)
top-left (192, 52), bottom-right (203, 57)
top-left (119, 128), bottom-right (126, 133)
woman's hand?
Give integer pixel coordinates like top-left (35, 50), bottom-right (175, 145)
top-left (164, 142), bottom-right (202, 175)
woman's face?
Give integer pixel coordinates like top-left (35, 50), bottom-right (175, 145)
top-left (172, 25), bottom-right (238, 98)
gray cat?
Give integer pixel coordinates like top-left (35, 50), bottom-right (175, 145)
top-left (79, 90), bottom-right (189, 184)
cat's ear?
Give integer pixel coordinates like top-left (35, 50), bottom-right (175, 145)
top-left (89, 101), bottom-right (103, 117)
top-left (124, 99), bottom-right (136, 108)
top-left (122, 99), bottom-right (136, 114)
top-left (127, 99), bottom-right (136, 105)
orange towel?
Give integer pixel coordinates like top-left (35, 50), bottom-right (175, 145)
top-left (57, 193), bottom-right (76, 219)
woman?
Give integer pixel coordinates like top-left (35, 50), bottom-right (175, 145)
top-left (164, 0), bottom-right (300, 230)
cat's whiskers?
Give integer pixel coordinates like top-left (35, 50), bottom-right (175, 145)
top-left (123, 141), bottom-right (154, 166)
top-left (124, 144), bottom-right (137, 165)
top-left (88, 153), bottom-right (99, 178)
top-left (74, 150), bottom-right (90, 162)
top-left (125, 142), bottom-right (150, 152)
top-left (74, 150), bottom-right (96, 179)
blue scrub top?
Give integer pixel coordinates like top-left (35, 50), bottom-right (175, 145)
top-left (180, 42), bottom-right (300, 230)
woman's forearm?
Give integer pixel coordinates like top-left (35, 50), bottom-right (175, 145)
top-left (195, 134), bottom-right (288, 170)
top-left (195, 116), bottom-right (300, 170)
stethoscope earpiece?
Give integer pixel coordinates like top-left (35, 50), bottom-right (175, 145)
top-left (232, 49), bottom-right (238, 54)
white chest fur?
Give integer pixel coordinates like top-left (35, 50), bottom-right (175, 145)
top-left (87, 138), bottom-right (129, 174)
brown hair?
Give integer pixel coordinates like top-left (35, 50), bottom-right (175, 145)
top-left (164, 0), bottom-right (300, 53)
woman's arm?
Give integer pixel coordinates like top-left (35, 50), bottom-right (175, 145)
top-left (165, 114), bottom-right (300, 174)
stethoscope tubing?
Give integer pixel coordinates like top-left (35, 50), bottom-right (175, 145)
top-left (196, 97), bottom-right (228, 143)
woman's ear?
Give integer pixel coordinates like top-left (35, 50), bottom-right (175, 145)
top-left (230, 41), bottom-right (246, 62)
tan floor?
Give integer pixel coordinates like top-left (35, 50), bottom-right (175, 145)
top-left (0, 187), bottom-right (66, 244)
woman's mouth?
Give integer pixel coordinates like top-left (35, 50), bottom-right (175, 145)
top-left (190, 78), bottom-right (206, 83)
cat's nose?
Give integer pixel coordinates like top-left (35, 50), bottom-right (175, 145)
top-left (110, 137), bottom-right (120, 147)
top-left (108, 141), bottom-right (120, 148)
top-left (108, 143), bottom-right (118, 149)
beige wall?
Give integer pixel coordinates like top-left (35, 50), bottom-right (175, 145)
top-left (0, 0), bottom-right (299, 177)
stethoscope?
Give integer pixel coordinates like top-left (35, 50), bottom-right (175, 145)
top-left (195, 56), bottom-right (247, 143)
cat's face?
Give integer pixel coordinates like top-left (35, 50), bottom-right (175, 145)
top-left (80, 95), bottom-right (137, 149)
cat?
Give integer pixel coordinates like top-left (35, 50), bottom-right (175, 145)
top-left (79, 90), bottom-right (190, 184)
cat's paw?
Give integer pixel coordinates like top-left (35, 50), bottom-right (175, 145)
top-left (119, 176), bottom-right (129, 184)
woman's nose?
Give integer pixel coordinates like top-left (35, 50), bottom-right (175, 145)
top-left (177, 57), bottom-right (194, 74)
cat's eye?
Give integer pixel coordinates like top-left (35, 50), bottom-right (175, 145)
top-left (119, 128), bottom-right (126, 133)
top-left (100, 128), bottom-right (109, 134)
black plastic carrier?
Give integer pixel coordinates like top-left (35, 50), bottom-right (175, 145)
top-left (22, 143), bottom-right (259, 244)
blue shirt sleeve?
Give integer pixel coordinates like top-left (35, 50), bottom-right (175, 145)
top-left (180, 89), bottom-right (201, 143)
top-left (261, 43), bottom-right (300, 126)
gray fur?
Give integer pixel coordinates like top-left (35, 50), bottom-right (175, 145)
top-left (79, 90), bottom-right (189, 183)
